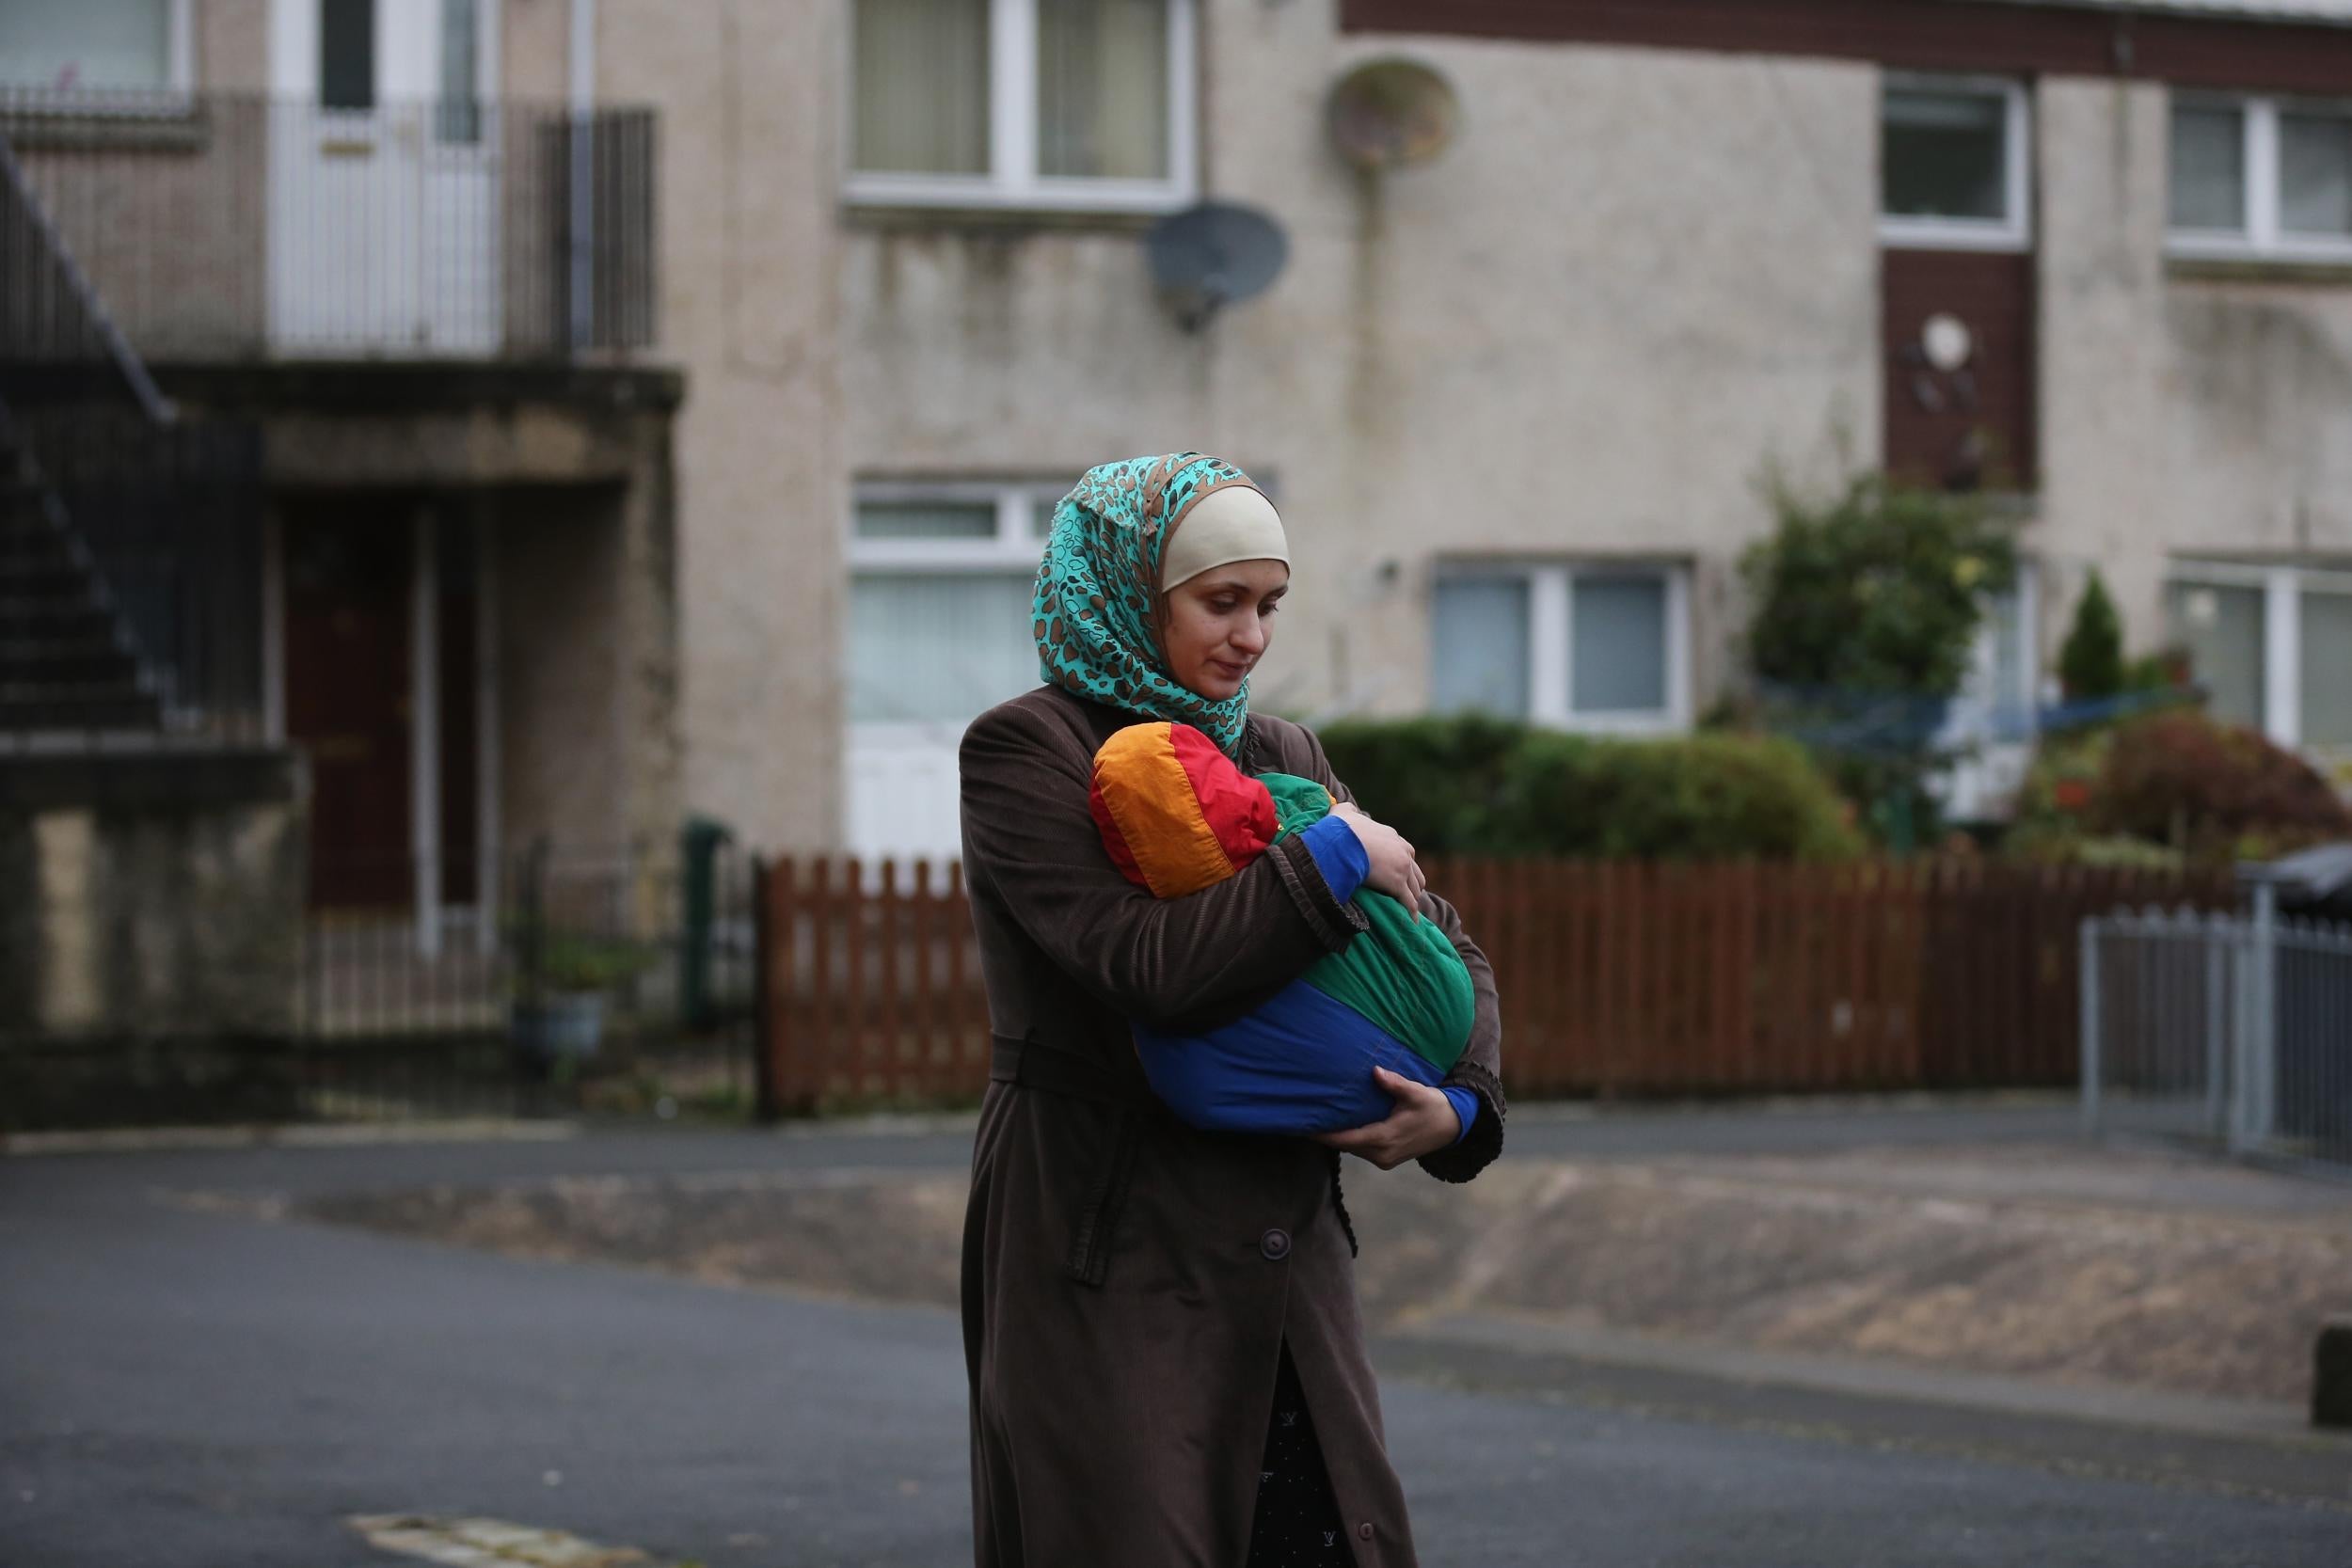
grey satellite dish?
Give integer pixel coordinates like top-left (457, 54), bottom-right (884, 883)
top-left (1147, 201), bottom-right (1290, 332)
top-left (1327, 57), bottom-right (1460, 171)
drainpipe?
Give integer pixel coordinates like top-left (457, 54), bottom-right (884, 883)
top-left (569, 0), bottom-right (597, 352)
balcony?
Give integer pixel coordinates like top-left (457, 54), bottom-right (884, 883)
top-left (0, 89), bottom-right (656, 364)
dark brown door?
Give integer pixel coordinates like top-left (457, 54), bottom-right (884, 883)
top-left (1882, 248), bottom-right (2037, 492)
top-left (285, 502), bottom-right (412, 910)
top-left (437, 515), bottom-right (480, 906)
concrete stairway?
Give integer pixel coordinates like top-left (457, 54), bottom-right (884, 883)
top-left (0, 422), bottom-right (162, 736)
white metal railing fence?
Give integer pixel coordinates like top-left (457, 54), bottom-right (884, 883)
top-left (2082, 903), bottom-right (2352, 1172)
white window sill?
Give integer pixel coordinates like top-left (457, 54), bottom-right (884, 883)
top-left (1879, 216), bottom-right (2032, 254)
top-left (2166, 234), bottom-right (2352, 271)
top-left (842, 174), bottom-right (1196, 220)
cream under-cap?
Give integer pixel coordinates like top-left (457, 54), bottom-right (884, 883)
top-left (1159, 484), bottom-right (1289, 591)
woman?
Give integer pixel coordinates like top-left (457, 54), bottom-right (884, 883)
top-left (958, 452), bottom-right (1506, 1567)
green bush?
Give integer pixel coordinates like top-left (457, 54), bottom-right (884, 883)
top-left (1741, 471), bottom-right (2016, 698)
top-left (1311, 715), bottom-right (1524, 852)
top-left (2058, 570), bottom-right (2125, 699)
top-left (1315, 717), bottom-right (1863, 861)
top-left (1738, 468), bottom-right (2018, 850)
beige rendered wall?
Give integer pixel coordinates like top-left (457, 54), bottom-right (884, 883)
top-left (835, 6), bottom-right (1876, 839)
top-left (2037, 75), bottom-right (2352, 657)
top-left (842, 15), bottom-right (1881, 727)
top-left (602, 0), bottom-right (1899, 852)
top-left (598, 0), bottom-right (846, 853)
top-left (196, 0), bottom-right (270, 92)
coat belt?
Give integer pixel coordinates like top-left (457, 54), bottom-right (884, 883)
top-left (991, 1034), bottom-right (1155, 1289)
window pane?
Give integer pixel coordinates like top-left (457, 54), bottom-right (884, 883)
top-left (1430, 577), bottom-right (1531, 719)
top-left (437, 0), bottom-right (481, 143)
top-left (2169, 103), bottom-right (2246, 231)
top-left (1031, 496), bottom-right (1059, 537)
top-left (855, 501), bottom-right (997, 541)
top-left (2280, 111), bottom-right (2352, 237)
top-left (0, 0), bottom-right (169, 91)
top-left (2302, 589), bottom-right (2352, 747)
top-left (849, 573), bottom-right (1040, 722)
top-left (1571, 575), bottom-right (1669, 714)
top-left (2168, 580), bottom-right (2265, 730)
top-left (321, 0), bottom-right (374, 110)
top-left (852, 0), bottom-right (990, 177)
top-left (1038, 0), bottom-right (1170, 181)
top-left (1883, 88), bottom-right (2010, 223)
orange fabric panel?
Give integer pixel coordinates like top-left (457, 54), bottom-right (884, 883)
top-left (1090, 723), bottom-right (1243, 900)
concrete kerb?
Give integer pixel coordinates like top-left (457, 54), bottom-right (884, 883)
top-left (0, 1092), bottom-right (2080, 1159)
top-left (0, 1109), bottom-right (990, 1159)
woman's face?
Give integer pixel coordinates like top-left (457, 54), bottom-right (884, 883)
top-left (1161, 559), bottom-right (1290, 702)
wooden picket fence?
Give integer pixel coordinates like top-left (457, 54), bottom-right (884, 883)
top-left (758, 857), bottom-right (2232, 1112)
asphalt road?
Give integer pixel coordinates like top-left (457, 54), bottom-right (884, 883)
top-left (4, 1113), bottom-right (2348, 1567)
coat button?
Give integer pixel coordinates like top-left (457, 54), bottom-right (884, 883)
top-left (1359, 1521), bottom-right (1375, 1541)
top-left (1259, 1227), bottom-right (1291, 1261)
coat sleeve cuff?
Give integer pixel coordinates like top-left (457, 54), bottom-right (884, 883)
top-left (1419, 1058), bottom-right (1504, 1183)
top-left (1268, 831), bottom-right (1371, 953)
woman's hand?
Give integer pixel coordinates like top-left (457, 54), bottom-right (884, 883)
top-left (1314, 1067), bottom-right (1459, 1169)
top-left (1327, 801), bottom-right (1425, 920)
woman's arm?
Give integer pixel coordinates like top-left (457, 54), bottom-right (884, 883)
top-left (1297, 727), bottom-right (1506, 1183)
top-left (959, 701), bottom-right (1369, 1031)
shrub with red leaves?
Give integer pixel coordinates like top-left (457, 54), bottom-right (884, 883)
top-left (2090, 710), bottom-right (2352, 858)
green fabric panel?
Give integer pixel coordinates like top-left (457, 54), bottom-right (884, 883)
top-left (1257, 773), bottom-right (1476, 1075)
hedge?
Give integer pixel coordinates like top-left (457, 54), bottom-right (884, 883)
top-left (1312, 717), bottom-right (1863, 862)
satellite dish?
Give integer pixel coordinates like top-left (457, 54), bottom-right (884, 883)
top-left (1327, 57), bottom-right (1460, 171)
top-left (1146, 201), bottom-right (1290, 332)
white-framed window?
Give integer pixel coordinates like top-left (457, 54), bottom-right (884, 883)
top-left (2168, 93), bottom-right (2352, 262)
top-left (846, 482), bottom-right (1061, 729)
top-left (844, 0), bottom-right (1198, 214)
top-left (0, 0), bottom-right (193, 105)
top-left (1879, 73), bottom-right (2034, 252)
top-left (2168, 561), bottom-right (2352, 751)
top-left (1428, 562), bottom-right (1692, 735)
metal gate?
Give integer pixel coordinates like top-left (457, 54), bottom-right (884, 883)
top-left (2082, 904), bottom-right (2352, 1173)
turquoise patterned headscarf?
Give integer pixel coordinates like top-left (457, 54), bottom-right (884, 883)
top-left (1032, 452), bottom-right (1266, 757)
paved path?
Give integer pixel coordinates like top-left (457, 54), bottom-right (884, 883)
top-left (5, 1111), bottom-right (2349, 1566)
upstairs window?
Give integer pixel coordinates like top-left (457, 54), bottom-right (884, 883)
top-left (848, 0), bottom-right (1196, 213)
top-left (1880, 75), bottom-right (2033, 251)
top-left (2170, 94), bottom-right (2352, 261)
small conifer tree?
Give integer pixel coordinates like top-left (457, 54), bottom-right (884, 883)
top-left (2059, 570), bottom-right (2126, 700)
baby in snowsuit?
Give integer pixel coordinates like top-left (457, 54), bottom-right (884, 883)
top-left (1089, 721), bottom-right (1479, 1137)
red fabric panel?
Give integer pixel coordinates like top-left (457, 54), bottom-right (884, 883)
top-left (1169, 723), bottom-right (1279, 872)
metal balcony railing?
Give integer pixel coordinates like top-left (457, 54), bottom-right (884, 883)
top-left (0, 89), bottom-right (657, 363)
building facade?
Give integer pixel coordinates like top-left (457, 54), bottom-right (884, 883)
top-left (580, 0), bottom-right (2352, 863)
top-left (12, 0), bottom-right (2351, 881)
top-left (2, 0), bottom-right (679, 1035)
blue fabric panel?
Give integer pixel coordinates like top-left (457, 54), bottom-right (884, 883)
top-left (1295, 815), bottom-right (1368, 904)
top-left (1133, 978), bottom-right (1445, 1136)
top-left (1440, 1085), bottom-right (1479, 1144)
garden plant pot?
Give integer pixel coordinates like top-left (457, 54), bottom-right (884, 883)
top-left (510, 992), bottom-right (607, 1059)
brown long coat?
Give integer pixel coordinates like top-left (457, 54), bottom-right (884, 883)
top-left (958, 686), bottom-right (1506, 1568)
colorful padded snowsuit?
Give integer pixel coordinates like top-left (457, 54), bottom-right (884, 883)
top-left (1089, 721), bottom-right (1476, 1133)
